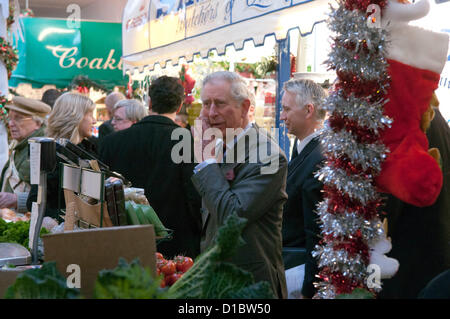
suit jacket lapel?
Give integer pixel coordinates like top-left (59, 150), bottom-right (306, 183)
top-left (288, 136), bottom-right (320, 177)
top-left (219, 123), bottom-right (259, 175)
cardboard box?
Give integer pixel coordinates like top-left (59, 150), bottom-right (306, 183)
top-left (0, 268), bottom-right (26, 298)
top-left (43, 225), bottom-right (156, 298)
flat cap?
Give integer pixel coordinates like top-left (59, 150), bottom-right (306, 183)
top-left (6, 96), bottom-right (52, 118)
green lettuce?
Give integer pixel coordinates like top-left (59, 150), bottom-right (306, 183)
top-left (4, 262), bottom-right (80, 299)
top-left (167, 212), bottom-right (275, 299)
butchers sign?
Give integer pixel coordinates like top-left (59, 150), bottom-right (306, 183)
top-left (122, 0), bottom-right (315, 57)
top-left (10, 17), bottom-right (127, 89)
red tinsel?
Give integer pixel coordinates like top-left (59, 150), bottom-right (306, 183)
top-left (323, 184), bottom-right (382, 220)
top-left (318, 268), bottom-right (366, 295)
top-left (324, 230), bottom-right (370, 263)
top-left (335, 70), bottom-right (385, 101)
top-left (344, 0), bottom-right (388, 12)
top-left (328, 113), bottom-right (380, 144)
top-left (328, 154), bottom-right (376, 177)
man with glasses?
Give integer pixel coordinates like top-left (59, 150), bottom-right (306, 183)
top-left (111, 99), bottom-right (147, 132)
top-left (0, 96), bottom-right (51, 213)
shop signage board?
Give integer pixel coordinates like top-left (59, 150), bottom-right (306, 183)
top-left (122, 0), bottom-right (330, 73)
top-left (10, 17), bottom-right (127, 89)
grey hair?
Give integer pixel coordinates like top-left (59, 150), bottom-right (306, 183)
top-left (282, 78), bottom-right (328, 121)
top-left (201, 71), bottom-right (251, 105)
top-left (105, 91), bottom-right (126, 110)
top-left (113, 99), bottom-right (148, 122)
top-left (32, 115), bottom-right (46, 126)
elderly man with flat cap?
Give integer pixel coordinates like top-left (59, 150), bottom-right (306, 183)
top-left (0, 96), bottom-right (51, 213)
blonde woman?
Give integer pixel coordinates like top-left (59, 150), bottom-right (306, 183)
top-left (47, 92), bottom-right (98, 155)
top-left (26, 92), bottom-right (98, 221)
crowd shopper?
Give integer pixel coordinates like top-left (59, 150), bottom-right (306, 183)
top-left (279, 78), bottom-right (328, 299)
top-left (191, 71), bottom-right (288, 299)
top-left (111, 98), bottom-right (147, 132)
top-left (98, 91), bottom-right (125, 140)
top-left (2, 67), bottom-right (448, 300)
top-left (41, 89), bottom-right (62, 109)
top-left (26, 92), bottom-right (99, 221)
top-left (0, 97), bottom-right (51, 213)
top-left (100, 76), bottom-right (202, 259)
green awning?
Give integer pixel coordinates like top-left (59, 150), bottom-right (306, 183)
top-left (9, 17), bottom-right (127, 90)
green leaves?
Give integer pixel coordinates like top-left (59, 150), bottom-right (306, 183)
top-left (93, 258), bottom-right (168, 299)
top-left (0, 219), bottom-right (49, 249)
top-left (167, 212), bottom-right (275, 299)
top-left (4, 262), bottom-right (80, 299)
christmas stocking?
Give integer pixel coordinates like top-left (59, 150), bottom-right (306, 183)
top-left (375, 0), bottom-right (449, 207)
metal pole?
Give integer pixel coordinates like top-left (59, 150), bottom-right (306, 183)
top-left (276, 37), bottom-right (291, 158)
top-left (31, 171), bottom-right (47, 264)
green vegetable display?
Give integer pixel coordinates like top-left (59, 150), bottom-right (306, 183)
top-left (167, 212), bottom-right (275, 299)
top-left (124, 201), bottom-right (169, 237)
top-left (0, 219), bottom-right (49, 249)
top-left (4, 262), bottom-right (81, 299)
top-left (93, 258), bottom-right (168, 299)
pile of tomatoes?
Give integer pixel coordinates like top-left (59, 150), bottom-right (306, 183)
top-left (156, 252), bottom-right (194, 288)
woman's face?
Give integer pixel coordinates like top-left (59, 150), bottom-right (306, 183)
top-left (79, 110), bottom-right (96, 139)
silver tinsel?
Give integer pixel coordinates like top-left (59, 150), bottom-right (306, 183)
top-left (319, 124), bottom-right (389, 173)
top-left (316, 202), bottom-right (385, 241)
top-left (312, 0), bottom-right (392, 298)
top-left (316, 166), bottom-right (379, 205)
top-left (324, 91), bottom-right (392, 133)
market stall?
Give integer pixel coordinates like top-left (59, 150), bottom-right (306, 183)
top-left (8, 15), bottom-right (128, 127)
top-left (121, 0), bottom-right (335, 156)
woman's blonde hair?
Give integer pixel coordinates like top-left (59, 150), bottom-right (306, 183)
top-left (46, 92), bottom-right (95, 144)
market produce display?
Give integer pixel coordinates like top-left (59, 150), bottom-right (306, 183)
top-left (156, 252), bottom-right (194, 288)
top-left (0, 219), bottom-right (48, 249)
top-left (4, 213), bottom-right (275, 299)
top-left (93, 258), bottom-right (168, 299)
top-left (167, 213), bottom-right (275, 299)
top-left (124, 201), bottom-right (169, 238)
top-left (4, 262), bottom-right (80, 299)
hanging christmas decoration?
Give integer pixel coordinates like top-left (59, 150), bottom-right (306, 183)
top-left (0, 37), bottom-right (19, 79)
top-left (179, 64), bottom-right (196, 106)
top-left (312, 0), bottom-right (393, 298)
top-left (0, 95), bottom-right (9, 126)
top-left (20, 8), bottom-right (34, 17)
top-left (68, 75), bottom-right (110, 95)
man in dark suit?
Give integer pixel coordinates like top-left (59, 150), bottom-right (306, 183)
top-left (379, 106), bottom-right (450, 299)
top-left (279, 78), bottom-right (327, 299)
top-left (98, 92), bottom-right (125, 140)
top-left (99, 76), bottom-right (202, 259)
top-left (191, 71), bottom-right (288, 299)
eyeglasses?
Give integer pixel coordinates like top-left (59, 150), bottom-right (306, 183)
top-left (112, 116), bottom-right (126, 122)
top-left (7, 115), bottom-right (33, 124)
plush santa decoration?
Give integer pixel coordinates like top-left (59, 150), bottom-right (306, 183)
top-left (375, 0), bottom-right (449, 207)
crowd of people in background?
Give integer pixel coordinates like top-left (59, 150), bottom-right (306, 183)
top-left (0, 70), bottom-right (448, 299)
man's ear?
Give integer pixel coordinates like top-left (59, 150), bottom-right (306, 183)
top-left (176, 102), bottom-right (183, 114)
top-left (305, 103), bottom-right (315, 119)
top-left (241, 99), bottom-right (250, 118)
top-left (148, 99), bottom-right (153, 113)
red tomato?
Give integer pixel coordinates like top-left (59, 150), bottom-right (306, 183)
top-left (160, 278), bottom-right (166, 288)
top-left (174, 256), bottom-right (194, 273)
top-left (160, 260), bottom-right (176, 276)
top-left (155, 252), bottom-right (164, 260)
top-left (165, 272), bottom-right (183, 286)
top-left (156, 258), bottom-right (167, 270)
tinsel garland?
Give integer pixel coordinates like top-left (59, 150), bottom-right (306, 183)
top-left (0, 37), bottom-right (19, 79)
top-left (312, 0), bottom-right (392, 298)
